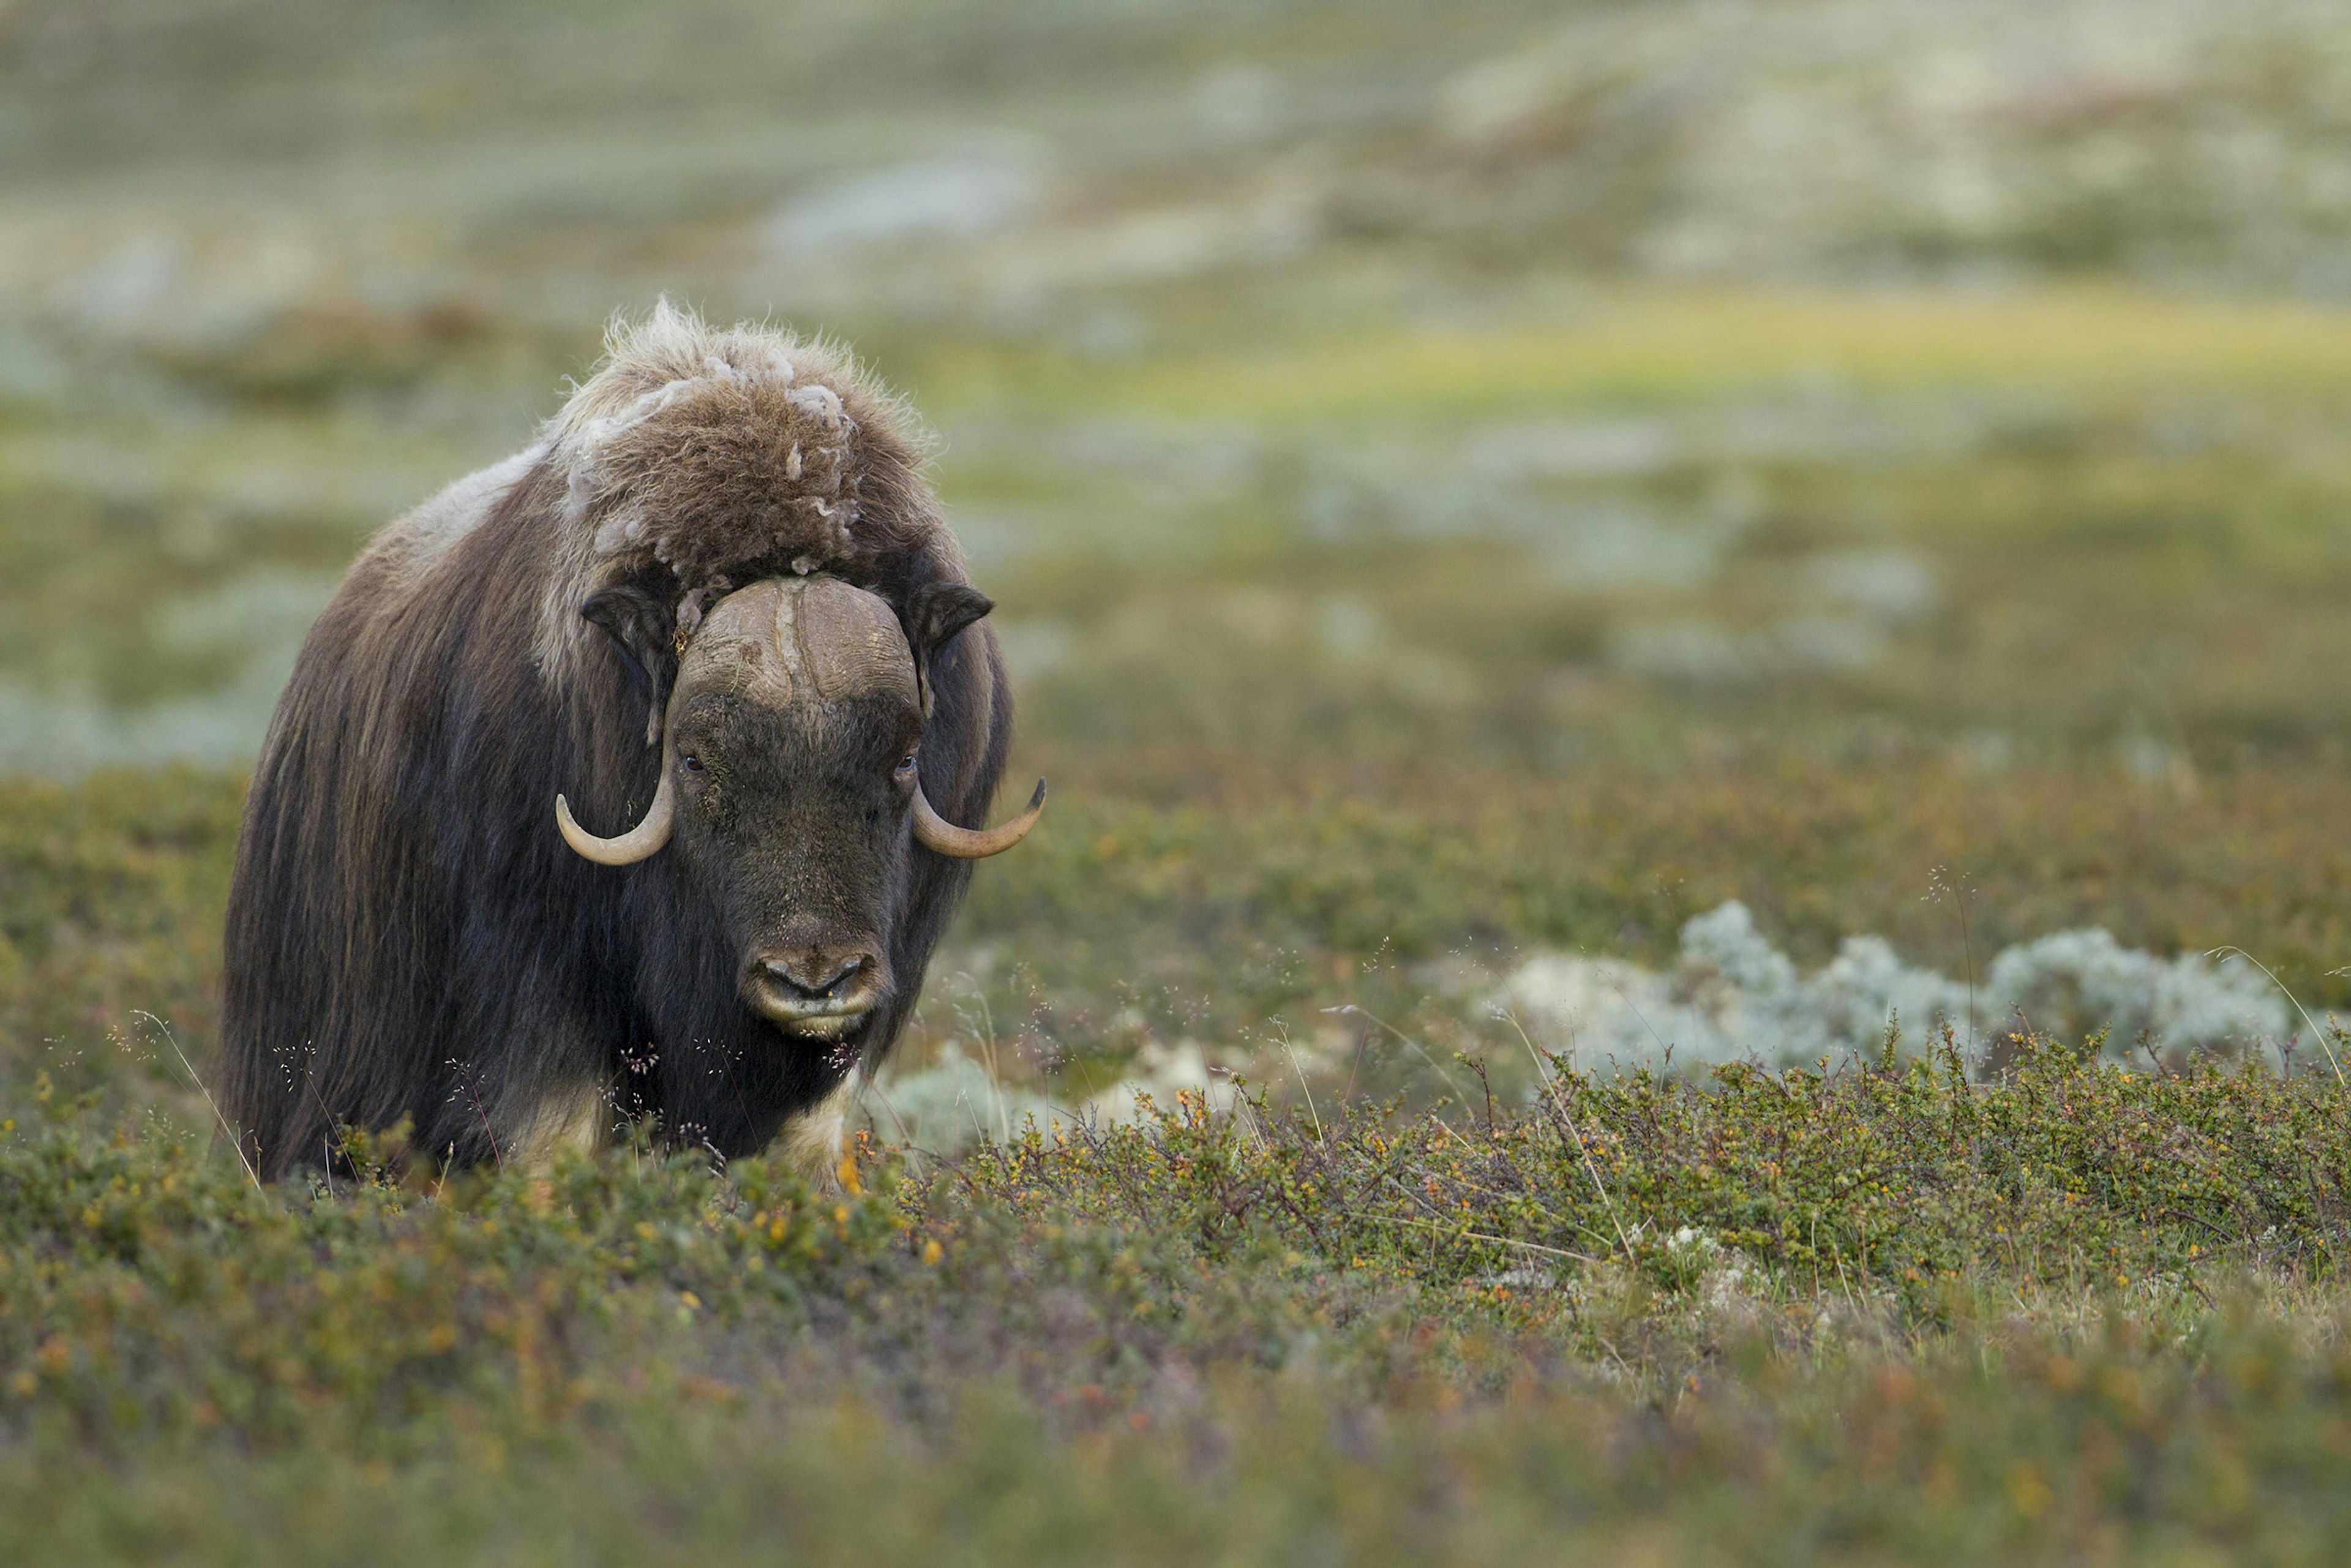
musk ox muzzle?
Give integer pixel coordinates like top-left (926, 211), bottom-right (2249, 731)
top-left (744, 940), bottom-right (885, 1037)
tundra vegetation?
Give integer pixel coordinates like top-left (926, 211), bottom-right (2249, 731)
top-left (12, 1), bottom-right (2351, 1562)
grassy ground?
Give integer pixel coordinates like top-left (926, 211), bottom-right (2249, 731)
top-left (9, 1046), bottom-right (2351, 1563)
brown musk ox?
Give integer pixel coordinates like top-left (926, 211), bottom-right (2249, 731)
top-left (219, 302), bottom-right (1042, 1180)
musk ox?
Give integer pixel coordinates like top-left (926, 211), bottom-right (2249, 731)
top-left (219, 302), bottom-right (1042, 1180)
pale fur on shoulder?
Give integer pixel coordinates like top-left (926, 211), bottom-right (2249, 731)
top-left (362, 443), bottom-right (547, 587)
top-left (530, 300), bottom-right (953, 685)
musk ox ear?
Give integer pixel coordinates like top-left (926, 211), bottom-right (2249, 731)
top-left (898, 580), bottom-right (992, 721)
top-left (900, 580), bottom-right (994, 671)
top-left (580, 583), bottom-right (678, 745)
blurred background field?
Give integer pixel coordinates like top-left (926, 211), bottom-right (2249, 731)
top-left (12, 0), bottom-right (2351, 1122)
top-left (15, 5), bottom-right (2351, 1559)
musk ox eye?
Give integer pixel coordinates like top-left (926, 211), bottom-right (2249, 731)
top-left (681, 753), bottom-right (705, 775)
top-left (895, 753), bottom-right (917, 775)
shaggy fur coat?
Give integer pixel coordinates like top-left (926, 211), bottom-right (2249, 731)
top-left (219, 303), bottom-right (1011, 1179)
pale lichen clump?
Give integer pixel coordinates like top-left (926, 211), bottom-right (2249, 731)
top-left (1499, 901), bottom-right (2292, 1072)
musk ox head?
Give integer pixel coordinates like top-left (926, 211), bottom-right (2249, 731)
top-left (553, 572), bottom-right (1043, 1049)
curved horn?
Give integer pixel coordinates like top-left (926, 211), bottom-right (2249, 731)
top-left (555, 768), bottom-right (675, 866)
top-left (912, 776), bottom-right (1045, 859)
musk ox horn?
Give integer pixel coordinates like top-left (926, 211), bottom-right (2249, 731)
top-left (912, 776), bottom-right (1046, 859)
top-left (555, 768), bottom-right (676, 866)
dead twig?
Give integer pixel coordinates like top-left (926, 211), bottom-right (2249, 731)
top-left (1323, 1004), bottom-right (1464, 1101)
top-left (2209, 947), bottom-right (2344, 1087)
top-left (1360, 1211), bottom-right (1600, 1267)
top-left (1504, 1012), bottom-right (1640, 1269)
top-left (135, 1010), bottom-right (260, 1193)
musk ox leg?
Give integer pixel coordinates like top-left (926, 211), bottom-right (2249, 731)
top-left (519, 1084), bottom-right (609, 1176)
top-left (775, 1073), bottom-right (861, 1187)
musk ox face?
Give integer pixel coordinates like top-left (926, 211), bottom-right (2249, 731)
top-left (553, 572), bottom-right (1043, 1068)
top-left (668, 577), bottom-right (924, 1049)
top-left (670, 685), bottom-right (917, 1044)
